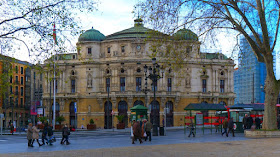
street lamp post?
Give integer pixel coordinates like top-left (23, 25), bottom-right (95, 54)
top-left (144, 58), bottom-right (164, 136)
top-left (142, 72), bottom-right (150, 121)
top-left (106, 77), bottom-right (110, 129)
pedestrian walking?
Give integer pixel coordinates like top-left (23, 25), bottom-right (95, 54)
top-left (42, 123), bottom-right (49, 145)
top-left (10, 123), bottom-right (14, 135)
top-left (227, 117), bottom-right (235, 137)
top-left (145, 120), bottom-right (153, 141)
top-left (188, 120), bottom-right (195, 137)
top-left (47, 124), bottom-right (54, 145)
top-left (27, 123), bottom-right (33, 147)
top-left (215, 117), bottom-right (220, 133)
top-left (221, 118), bottom-right (228, 136)
top-left (61, 124), bottom-right (70, 145)
top-left (255, 117), bottom-right (261, 129)
top-left (132, 121), bottom-right (143, 144)
top-left (31, 125), bottom-right (42, 147)
top-left (243, 114), bottom-right (248, 130)
top-left (141, 120), bottom-right (145, 139)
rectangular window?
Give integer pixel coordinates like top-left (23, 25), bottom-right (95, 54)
top-left (107, 47), bottom-right (111, 53)
top-left (202, 79), bottom-right (207, 93)
top-left (15, 76), bottom-right (18, 84)
top-left (20, 87), bottom-right (23, 96)
top-left (186, 46), bottom-right (192, 57)
top-left (88, 48), bottom-right (92, 55)
top-left (15, 66), bottom-right (18, 73)
top-left (71, 80), bottom-right (76, 93)
top-left (9, 112), bottom-right (12, 117)
top-left (15, 98), bottom-right (18, 107)
top-left (55, 80), bottom-right (58, 93)
top-left (20, 67), bottom-right (23, 74)
top-left (20, 98), bottom-right (23, 107)
top-left (10, 86), bottom-right (13, 94)
top-left (106, 78), bottom-right (110, 92)
top-left (9, 97), bottom-right (13, 105)
top-left (167, 78), bottom-right (172, 92)
top-left (34, 72), bottom-right (36, 80)
top-left (121, 46), bottom-right (125, 53)
top-left (15, 86), bottom-right (18, 95)
top-left (136, 77), bottom-right (142, 92)
top-left (21, 77), bottom-right (23, 85)
top-left (10, 76), bottom-right (12, 83)
top-left (152, 80), bottom-right (158, 92)
top-left (40, 73), bottom-right (42, 81)
top-left (220, 80), bottom-right (225, 93)
top-left (120, 77), bottom-right (125, 92)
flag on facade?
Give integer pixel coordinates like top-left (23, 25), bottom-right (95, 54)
top-left (53, 23), bottom-right (58, 45)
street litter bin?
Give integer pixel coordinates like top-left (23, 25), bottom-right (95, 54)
top-left (159, 127), bottom-right (165, 136)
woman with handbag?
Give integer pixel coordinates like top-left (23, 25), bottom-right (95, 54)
top-left (31, 125), bottom-right (43, 147)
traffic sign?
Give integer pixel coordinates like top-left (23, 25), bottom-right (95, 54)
top-left (74, 102), bottom-right (77, 113)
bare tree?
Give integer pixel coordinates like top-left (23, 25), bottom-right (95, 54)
top-left (0, 0), bottom-right (98, 62)
top-left (141, 0), bottom-right (280, 130)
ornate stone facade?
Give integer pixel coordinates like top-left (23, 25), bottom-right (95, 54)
top-left (42, 19), bottom-right (235, 129)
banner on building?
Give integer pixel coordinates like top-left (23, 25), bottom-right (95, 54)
top-left (30, 101), bottom-right (40, 115)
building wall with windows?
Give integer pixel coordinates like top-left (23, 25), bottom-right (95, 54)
top-left (42, 19), bottom-right (235, 128)
top-left (0, 54), bottom-right (31, 128)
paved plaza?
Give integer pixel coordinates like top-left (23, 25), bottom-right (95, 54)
top-left (0, 128), bottom-right (279, 157)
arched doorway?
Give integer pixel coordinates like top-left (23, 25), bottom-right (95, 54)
top-left (133, 100), bottom-right (144, 106)
top-left (150, 100), bottom-right (160, 126)
top-left (118, 101), bottom-right (128, 127)
top-left (104, 101), bottom-right (112, 129)
top-left (165, 101), bottom-right (173, 127)
top-left (69, 102), bottom-right (76, 127)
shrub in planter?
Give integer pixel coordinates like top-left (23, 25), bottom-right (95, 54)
top-left (87, 119), bottom-right (96, 130)
top-left (38, 116), bottom-right (48, 129)
top-left (55, 116), bottom-right (65, 130)
top-left (116, 115), bottom-right (125, 129)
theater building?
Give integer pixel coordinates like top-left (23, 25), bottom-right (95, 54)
top-left (42, 19), bottom-right (235, 129)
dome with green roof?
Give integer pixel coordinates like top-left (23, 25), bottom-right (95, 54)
top-left (78, 28), bottom-right (105, 42)
top-left (105, 18), bottom-right (158, 40)
top-left (174, 28), bottom-right (198, 41)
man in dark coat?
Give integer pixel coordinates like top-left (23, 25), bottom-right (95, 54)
top-left (61, 124), bottom-right (70, 145)
top-left (47, 124), bottom-right (54, 145)
top-left (255, 117), bottom-right (261, 129)
top-left (243, 114), bottom-right (248, 130)
top-left (42, 123), bottom-right (49, 145)
top-left (145, 120), bottom-right (153, 141)
top-left (221, 118), bottom-right (228, 136)
top-left (10, 123), bottom-right (14, 135)
top-left (227, 117), bottom-right (235, 137)
top-left (132, 121), bottom-right (143, 144)
top-left (247, 115), bottom-right (253, 130)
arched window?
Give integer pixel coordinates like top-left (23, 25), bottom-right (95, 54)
top-left (87, 74), bottom-right (93, 87)
top-left (133, 100), bottom-right (144, 106)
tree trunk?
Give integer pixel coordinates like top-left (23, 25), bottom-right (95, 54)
top-left (262, 54), bottom-right (280, 130)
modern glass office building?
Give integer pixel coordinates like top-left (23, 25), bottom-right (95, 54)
top-left (234, 36), bottom-right (276, 104)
